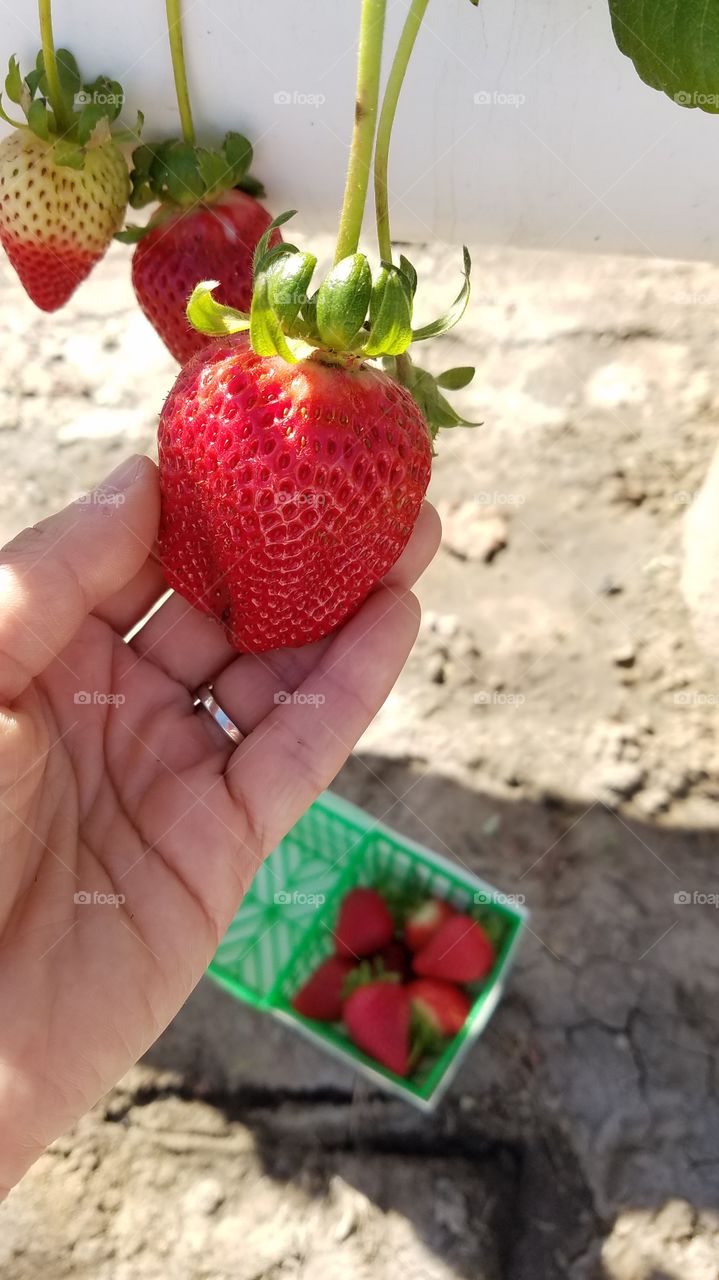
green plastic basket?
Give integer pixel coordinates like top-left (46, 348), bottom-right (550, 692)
top-left (208, 790), bottom-right (527, 1109)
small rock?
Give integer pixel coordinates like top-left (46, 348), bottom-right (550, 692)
top-left (634, 787), bottom-right (672, 817)
top-left (439, 500), bottom-right (509, 563)
top-left (585, 762), bottom-right (645, 806)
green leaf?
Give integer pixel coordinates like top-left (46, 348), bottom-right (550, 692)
top-left (364, 264), bottom-right (413, 357)
top-left (412, 246), bottom-right (471, 342)
top-left (399, 253), bottom-right (418, 297)
top-left (608, 0), bottom-right (719, 113)
top-left (53, 139), bottom-right (85, 169)
top-left (316, 253), bottom-right (372, 349)
top-left (223, 131), bottom-right (252, 182)
top-left (249, 276), bottom-right (298, 362)
top-left (404, 365), bottom-right (480, 440)
top-left (186, 280), bottom-right (250, 336)
top-left (197, 147), bottom-right (229, 194)
top-left (237, 173), bottom-right (265, 198)
top-left (114, 223), bottom-right (151, 244)
top-left (76, 102), bottom-right (109, 146)
top-left (27, 98), bottom-right (51, 141)
top-left (253, 209), bottom-right (297, 277)
top-left (24, 68), bottom-right (42, 98)
top-left (56, 49), bottom-right (81, 97)
top-left (162, 140), bottom-right (203, 204)
top-left (436, 366), bottom-right (475, 390)
top-left (267, 250), bottom-right (317, 331)
top-left (5, 57), bottom-right (23, 106)
top-left (0, 95), bottom-right (24, 129)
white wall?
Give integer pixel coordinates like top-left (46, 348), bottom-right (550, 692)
top-left (3, 0), bottom-right (717, 260)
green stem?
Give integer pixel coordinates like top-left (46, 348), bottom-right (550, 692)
top-left (165, 0), bottom-right (195, 145)
top-left (38, 0), bottom-right (72, 135)
top-left (374, 0), bottom-right (430, 262)
top-left (334, 0), bottom-right (387, 264)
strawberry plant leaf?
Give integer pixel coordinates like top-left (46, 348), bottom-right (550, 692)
top-left (267, 250), bottom-right (317, 331)
top-left (27, 98), bottom-right (50, 141)
top-left (609, 0), bottom-right (719, 112)
top-left (316, 253), bottom-right (372, 349)
top-left (53, 139), bottom-right (85, 169)
top-left (24, 68), bottom-right (42, 100)
top-left (162, 141), bottom-right (204, 204)
top-left (4, 57), bottom-right (22, 106)
top-left (0, 96), bottom-right (24, 129)
top-left (197, 147), bottom-right (230, 194)
top-left (364, 264), bottom-right (413, 357)
top-left (114, 223), bottom-right (151, 244)
top-left (399, 254), bottom-right (418, 297)
top-left (223, 131), bottom-right (252, 182)
top-left (253, 209), bottom-right (297, 277)
top-left (56, 49), bottom-right (81, 97)
top-left (412, 246), bottom-right (471, 341)
top-left (76, 102), bottom-right (110, 146)
top-left (186, 280), bottom-right (250, 336)
top-left (250, 277), bottom-right (298, 362)
top-left (436, 366), bottom-right (475, 390)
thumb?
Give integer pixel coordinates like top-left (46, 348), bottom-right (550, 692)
top-left (0, 455), bottom-right (159, 704)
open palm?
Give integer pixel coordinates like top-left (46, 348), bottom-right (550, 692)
top-left (0, 454), bottom-right (439, 1193)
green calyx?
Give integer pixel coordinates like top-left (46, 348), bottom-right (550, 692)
top-left (186, 211), bottom-right (476, 434)
top-left (0, 50), bottom-right (141, 169)
top-left (123, 132), bottom-right (263, 213)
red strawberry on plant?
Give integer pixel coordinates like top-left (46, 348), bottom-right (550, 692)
top-left (343, 979), bottom-right (411, 1077)
top-left (291, 955), bottom-right (355, 1022)
top-left (403, 897), bottom-right (456, 952)
top-left (333, 887), bottom-right (395, 960)
top-left (0, 12), bottom-right (137, 311)
top-left (407, 977), bottom-right (471, 1037)
top-left (118, 0), bottom-right (277, 364)
top-left (412, 914), bottom-right (495, 984)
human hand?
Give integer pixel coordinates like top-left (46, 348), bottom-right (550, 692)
top-left (0, 454), bottom-right (439, 1193)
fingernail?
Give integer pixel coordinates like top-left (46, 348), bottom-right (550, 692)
top-left (97, 454), bottom-right (147, 495)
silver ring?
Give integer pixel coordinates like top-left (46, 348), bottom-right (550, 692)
top-left (193, 684), bottom-right (244, 746)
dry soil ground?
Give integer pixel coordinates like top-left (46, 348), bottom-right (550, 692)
top-left (0, 236), bottom-right (718, 1278)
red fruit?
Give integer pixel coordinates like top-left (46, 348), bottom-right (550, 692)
top-left (157, 337), bottom-right (432, 652)
top-left (412, 914), bottom-right (495, 983)
top-left (343, 981), bottom-right (411, 1076)
top-left (334, 888), bottom-right (395, 960)
top-left (407, 978), bottom-right (471, 1036)
top-left (291, 955), bottom-right (355, 1021)
top-left (132, 190), bottom-right (276, 363)
top-left (403, 897), bottom-right (456, 952)
top-left (375, 938), bottom-right (413, 980)
top-left (0, 132), bottom-right (129, 311)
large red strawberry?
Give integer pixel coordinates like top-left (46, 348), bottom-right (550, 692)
top-left (412, 914), bottom-right (495, 983)
top-left (403, 897), bottom-right (456, 952)
top-left (343, 980), bottom-right (411, 1076)
top-left (131, 190), bottom-right (276, 363)
top-left (0, 51), bottom-right (131, 311)
top-left (333, 888), bottom-right (395, 960)
top-left (407, 977), bottom-right (471, 1037)
top-left (157, 335), bottom-right (433, 652)
top-left (291, 955), bottom-right (355, 1022)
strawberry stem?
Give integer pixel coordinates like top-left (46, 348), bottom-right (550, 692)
top-left (38, 0), bottom-right (72, 135)
top-left (165, 0), bottom-right (195, 145)
top-left (334, 0), bottom-right (387, 265)
top-left (374, 0), bottom-right (430, 262)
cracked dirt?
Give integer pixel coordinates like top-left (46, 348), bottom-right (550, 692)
top-left (0, 237), bottom-right (718, 1277)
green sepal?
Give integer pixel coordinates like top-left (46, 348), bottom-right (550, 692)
top-left (412, 246), bottom-right (471, 342)
top-left (56, 49), bottom-right (82, 99)
top-left (266, 250), bottom-right (317, 332)
top-left (126, 131), bottom-right (263, 210)
top-left (363, 263), bottom-right (413, 357)
top-left (316, 252), bottom-right (372, 349)
top-left (114, 223), bottom-right (152, 244)
top-left (53, 139), bottom-right (85, 169)
top-left (253, 209), bottom-right (297, 276)
top-left (399, 253), bottom-right (418, 297)
top-left (435, 366), bottom-right (475, 390)
top-left (27, 97), bottom-right (50, 141)
top-left (236, 173), bottom-right (265, 198)
top-left (342, 961), bottom-right (401, 1001)
top-left (197, 147), bottom-right (230, 194)
top-left (394, 357), bottom-right (480, 442)
top-left (223, 131), bottom-right (252, 183)
top-left (0, 96), bottom-right (24, 129)
top-left (470, 906), bottom-right (508, 953)
top-left (249, 275), bottom-right (298, 362)
top-left (186, 280), bottom-right (250, 336)
top-left (4, 56), bottom-right (23, 106)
